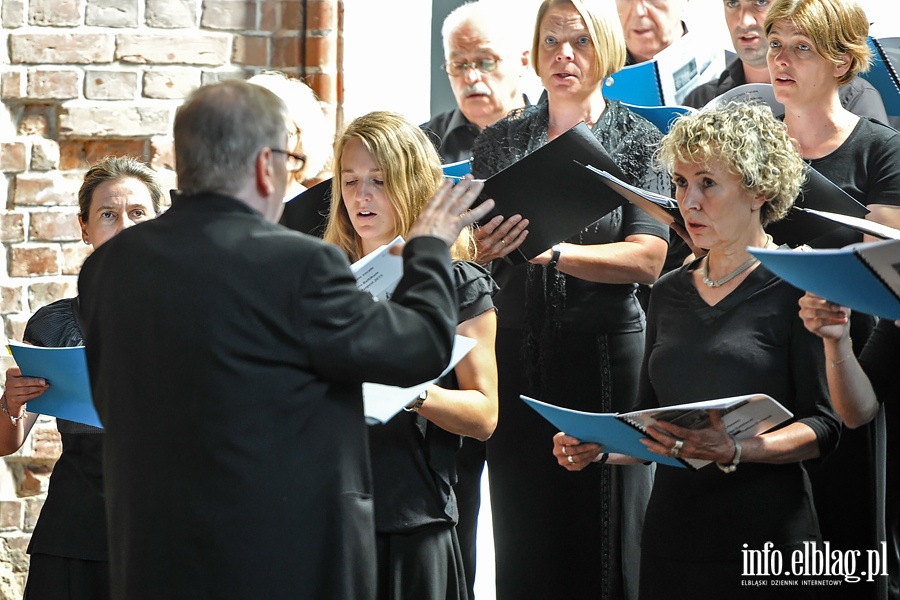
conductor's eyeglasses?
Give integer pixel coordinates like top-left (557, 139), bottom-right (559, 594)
top-left (271, 149), bottom-right (307, 172)
top-left (442, 58), bottom-right (502, 77)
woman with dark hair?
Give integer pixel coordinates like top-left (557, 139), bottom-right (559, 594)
top-left (2, 156), bottom-right (162, 600)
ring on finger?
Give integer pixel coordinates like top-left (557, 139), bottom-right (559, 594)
top-left (670, 439), bottom-right (684, 457)
top-left (500, 238), bottom-right (506, 245)
top-left (567, 455), bottom-right (575, 465)
top-left (562, 446), bottom-right (568, 456)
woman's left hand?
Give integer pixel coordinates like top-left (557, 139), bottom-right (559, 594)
top-left (640, 410), bottom-right (737, 464)
top-left (553, 431), bottom-right (602, 471)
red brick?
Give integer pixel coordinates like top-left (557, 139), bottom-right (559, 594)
top-left (272, 35), bottom-right (301, 69)
top-left (1, 213), bottom-right (25, 243)
top-left (282, 1), bottom-right (302, 30)
top-left (306, 71), bottom-right (335, 104)
top-left (29, 211), bottom-right (82, 242)
top-left (304, 35), bottom-right (336, 70)
top-left (306, 0), bottom-right (336, 30)
top-left (0, 142), bottom-right (27, 173)
top-left (85, 139), bottom-right (148, 165)
top-left (233, 35), bottom-right (269, 66)
top-left (9, 246), bottom-right (60, 277)
top-left (59, 141), bottom-right (87, 170)
top-left (260, 1), bottom-right (276, 31)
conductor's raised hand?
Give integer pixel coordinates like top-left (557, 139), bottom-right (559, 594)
top-left (473, 213), bottom-right (529, 264)
top-left (406, 176), bottom-right (494, 247)
top-left (553, 431), bottom-right (602, 471)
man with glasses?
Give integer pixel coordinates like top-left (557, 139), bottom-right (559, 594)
top-left (423, 0), bottom-right (531, 165)
top-left (682, 0), bottom-right (887, 120)
top-left (76, 79), bottom-right (493, 600)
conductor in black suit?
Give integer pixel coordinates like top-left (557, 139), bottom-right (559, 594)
top-left (76, 79), bottom-right (492, 600)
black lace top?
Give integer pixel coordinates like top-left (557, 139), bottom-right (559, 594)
top-left (471, 101), bottom-right (669, 347)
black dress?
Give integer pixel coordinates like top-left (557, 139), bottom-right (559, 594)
top-left (472, 101), bottom-right (670, 600)
top-left (370, 261), bottom-right (498, 600)
top-left (804, 117), bottom-right (900, 600)
top-left (635, 260), bottom-right (841, 599)
top-left (19, 298), bottom-right (109, 600)
top-left (858, 321), bottom-right (900, 599)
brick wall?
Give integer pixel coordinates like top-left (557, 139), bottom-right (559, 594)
top-left (0, 1), bottom-right (342, 595)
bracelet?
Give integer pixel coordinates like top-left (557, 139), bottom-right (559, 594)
top-left (0, 394), bottom-right (28, 426)
top-left (717, 437), bottom-right (741, 474)
top-left (829, 340), bottom-right (853, 368)
top-left (595, 452), bottom-right (610, 465)
top-left (404, 389), bottom-right (428, 413)
top-left (547, 244), bottom-right (561, 269)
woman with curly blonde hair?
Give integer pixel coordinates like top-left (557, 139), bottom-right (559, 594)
top-left (324, 110), bottom-right (498, 600)
top-left (554, 102), bottom-right (841, 598)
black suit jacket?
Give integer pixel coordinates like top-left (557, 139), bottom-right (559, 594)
top-left (77, 192), bottom-right (458, 600)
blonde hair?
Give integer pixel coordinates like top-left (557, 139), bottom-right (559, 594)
top-left (764, 0), bottom-right (871, 86)
top-left (324, 111), bottom-right (475, 263)
top-left (657, 102), bottom-right (806, 226)
top-left (532, 0), bottom-right (626, 85)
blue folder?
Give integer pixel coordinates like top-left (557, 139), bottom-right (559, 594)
top-left (751, 240), bottom-right (900, 321)
top-left (860, 37), bottom-right (900, 117)
top-left (6, 342), bottom-right (102, 428)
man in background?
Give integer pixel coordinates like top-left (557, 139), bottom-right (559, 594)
top-left (423, 0), bottom-right (531, 164)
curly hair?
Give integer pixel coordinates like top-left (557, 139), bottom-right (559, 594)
top-left (324, 111), bottom-right (474, 263)
top-left (657, 102), bottom-right (806, 226)
top-left (764, 0), bottom-right (871, 86)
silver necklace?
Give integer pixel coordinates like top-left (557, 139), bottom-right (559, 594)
top-left (702, 255), bottom-right (759, 288)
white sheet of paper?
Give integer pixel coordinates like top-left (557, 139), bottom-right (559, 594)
top-left (363, 335), bottom-right (477, 423)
